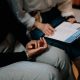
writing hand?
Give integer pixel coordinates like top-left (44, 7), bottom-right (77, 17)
top-left (34, 21), bottom-right (55, 36)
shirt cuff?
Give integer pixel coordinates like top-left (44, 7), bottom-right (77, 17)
top-left (21, 13), bottom-right (35, 30)
top-left (61, 12), bottom-right (74, 17)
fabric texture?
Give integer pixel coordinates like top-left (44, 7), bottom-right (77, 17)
top-left (0, 61), bottom-right (61, 80)
top-left (10, 0), bottom-right (74, 29)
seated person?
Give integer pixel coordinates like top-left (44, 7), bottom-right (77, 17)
top-left (10, 0), bottom-right (80, 77)
top-left (0, 0), bottom-right (74, 80)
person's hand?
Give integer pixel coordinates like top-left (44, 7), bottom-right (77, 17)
top-left (34, 21), bottom-right (55, 36)
top-left (26, 37), bottom-right (48, 58)
top-left (67, 17), bottom-right (77, 23)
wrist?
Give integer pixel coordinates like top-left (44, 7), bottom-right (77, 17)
top-left (34, 21), bottom-right (39, 26)
top-left (26, 51), bottom-right (32, 60)
top-left (34, 21), bottom-right (41, 29)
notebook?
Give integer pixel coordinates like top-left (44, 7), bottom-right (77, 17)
top-left (45, 22), bottom-right (80, 43)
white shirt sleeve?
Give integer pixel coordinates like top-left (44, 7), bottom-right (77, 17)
top-left (58, 0), bottom-right (74, 17)
top-left (15, 0), bottom-right (35, 30)
top-left (20, 13), bottom-right (35, 30)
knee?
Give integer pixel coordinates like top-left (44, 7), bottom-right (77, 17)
top-left (50, 46), bottom-right (69, 63)
top-left (57, 50), bottom-right (70, 69)
top-left (53, 46), bottom-right (70, 67)
top-left (52, 47), bottom-right (70, 71)
top-left (58, 50), bottom-right (70, 65)
top-left (36, 64), bottom-right (61, 80)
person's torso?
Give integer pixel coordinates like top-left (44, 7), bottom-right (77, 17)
top-left (23, 0), bottom-right (65, 12)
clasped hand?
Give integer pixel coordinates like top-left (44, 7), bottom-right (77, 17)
top-left (26, 38), bottom-right (48, 58)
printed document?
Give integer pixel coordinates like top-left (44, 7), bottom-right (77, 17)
top-left (45, 22), bottom-right (80, 43)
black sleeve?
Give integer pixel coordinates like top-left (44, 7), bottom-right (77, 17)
top-left (0, 0), bottom-right (31, 68)
top-left (0, 0), bottom-right (30, 46)
top-left (0, 51), bottom-right (28, 67)
top-left (6, 0), bottom-right (31, 46)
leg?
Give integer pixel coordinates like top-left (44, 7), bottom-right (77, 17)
top-left (65, 38), bottom-right (80, 79)
top-left (0, 61), bottom-right (62, 80)
top-left (73, 57), bottom-right (80, 79)
top-left (36, 45), bottom-right (74, 80)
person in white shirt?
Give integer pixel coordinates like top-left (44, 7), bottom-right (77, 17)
top-left (11, 0), bottom-right (76, 36)
top-left (15, 0), bottom-right (80, 77)
top-left (6, 0), bottom-right (77, 79)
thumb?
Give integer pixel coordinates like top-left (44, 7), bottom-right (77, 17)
top-left (27, 45), bottom-right (33, 49)
top-left (27, 47), bottom-right (45, 58)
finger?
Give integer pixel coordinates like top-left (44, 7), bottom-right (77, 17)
top-left (42, 37), bottom-right (48, 48)
top-left (38, 38), bottom-right (44, 47)
top-left (28, 48), bottom-right (39, 54)
top-left (33, 41), bottom-right (38, 49)
top-left (48, 24), bottom-right (54, 32)
top-left (27, 48), bottom-right (40, 57)
top-left (47, 25), bottom-right (55, 35)
top-left (46, 24), bottom-right (54, 31)
top-left (45, 31), bottom-right (51, 36)
top-left (28, 40), bottom-right (38, 49)
top-left (67, 18), bottom-right (76, 23)
top-left (27, 45), bottom-right (33, 49)
top-left (42, 37), bottom-right (47, 44)
top-left (37, 40), bottom-right (40, 48)
top-left (40, 37), bottom-right (48, 48)
top-left (26, 41), bottom-right (33, 49)
top-left (42, 24), bottom-right (52, 35)
top-left (43, 27), bottom-right (51, 35)
top-left (45, 29), bottom-right (52, 36)
top-left (40, 37), bottom-right (43, 41)
top-left (28, 47), bottom-right (45, 56)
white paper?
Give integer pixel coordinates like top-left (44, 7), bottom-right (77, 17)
top-left (45, 22), bottom-right (80, 43)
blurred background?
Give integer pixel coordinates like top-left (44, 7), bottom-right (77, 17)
top-left (72, 0), bottom-right (80, 22)
top-left (72, 0), bottom-right (80, 8)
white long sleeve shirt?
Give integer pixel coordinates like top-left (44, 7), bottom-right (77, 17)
top-left (11, 0), bottom-right (74, 29)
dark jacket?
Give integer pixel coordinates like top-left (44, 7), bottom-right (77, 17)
top-left (0, 0), bottom-right (30, 67)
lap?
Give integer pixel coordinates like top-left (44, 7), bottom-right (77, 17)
top-left (0, 61), bottom-right (61, 80)
top-left (36, 45), bottom-right (69, 67)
